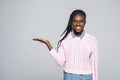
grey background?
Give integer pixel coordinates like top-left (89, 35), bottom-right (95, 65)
top-left (0, 0), bottom-right (120, 80)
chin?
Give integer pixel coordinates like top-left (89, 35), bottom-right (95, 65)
top-left (74, 31), bottom-right (81, 34)
top-left (75, 30), bottom-right (82, 33)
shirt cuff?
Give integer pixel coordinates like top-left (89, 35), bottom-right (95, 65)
top-left (49, 48), bottom-right (55, 55)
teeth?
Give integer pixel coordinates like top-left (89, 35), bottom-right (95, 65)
top-left (76, 27), bottom-right (81, 29)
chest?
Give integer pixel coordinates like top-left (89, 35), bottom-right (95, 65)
top-left (63, 39), bottom-right (93, 57)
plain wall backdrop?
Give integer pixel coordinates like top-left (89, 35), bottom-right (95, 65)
top-left (0, 0), bottom-right (120, 80)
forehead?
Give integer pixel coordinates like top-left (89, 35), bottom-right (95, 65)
top-left (73, 14), bottom-right (85, 20)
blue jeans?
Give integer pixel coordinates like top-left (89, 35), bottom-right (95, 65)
top-left (64, 71), bottom-right (92, 80)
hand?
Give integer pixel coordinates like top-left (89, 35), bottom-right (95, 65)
top-left (32, 38), bottom-right (53, 51)
top-left (32, 38), bottom-right (49, 44)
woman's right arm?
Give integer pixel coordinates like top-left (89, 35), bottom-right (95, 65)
top-left (32, 38), bottom-right (53, 51)
top-left (32, 38), bottom-right (66, 67)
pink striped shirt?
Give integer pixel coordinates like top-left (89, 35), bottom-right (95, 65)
top-left (49, 30), bottom-right (98, 80)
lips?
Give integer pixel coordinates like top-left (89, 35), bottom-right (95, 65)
top-left (75, 26), bottom-right (82, 30)
top-left (76, 27), bottom-right (81, 29)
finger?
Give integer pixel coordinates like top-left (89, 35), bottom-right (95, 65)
top-left (33, 38), bottom-right (38, 40)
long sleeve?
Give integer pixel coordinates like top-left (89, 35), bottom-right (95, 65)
top-left (91, 38), bottom-right (98, 80)
top-left (49, 41), bottom-right (66, 68)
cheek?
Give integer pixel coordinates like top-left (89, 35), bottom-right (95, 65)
top-left (80, 23), bottom-right (84, 26)
top-left (80, 22), bottom-right (86, 26)
top-left (72, 24), bottom-right (75, 27)
top-left (72, 24), bottom-right (75, 28)
top-left (72, 22), bottom-right (75, 25)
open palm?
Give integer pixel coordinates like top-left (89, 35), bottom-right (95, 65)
top-left (33, 38), bottom-right (49, 44)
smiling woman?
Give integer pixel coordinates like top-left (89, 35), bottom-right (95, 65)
top-left (72, 14), bottom-right (86, 36)
top-left (33, 9), bottom-right (98, 80)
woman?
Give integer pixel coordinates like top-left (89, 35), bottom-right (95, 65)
top-left (33, 9), bottom-right (98, 80)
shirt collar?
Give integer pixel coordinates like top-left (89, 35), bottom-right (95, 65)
top-left (71, 29), bottom-right (85, 39)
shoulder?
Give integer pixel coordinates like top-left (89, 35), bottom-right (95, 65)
top-left (58, 32), bottom-right (71, 44)
top-left (85, 33), bottom-right (97, 40)
top-left (85, 33), bottom-right (98, 45)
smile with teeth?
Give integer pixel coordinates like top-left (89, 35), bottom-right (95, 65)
top-left (76, 26), bottom-right (81, 30)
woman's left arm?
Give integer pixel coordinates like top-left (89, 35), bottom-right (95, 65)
top-left (91, 38), bottom-right (99, 80)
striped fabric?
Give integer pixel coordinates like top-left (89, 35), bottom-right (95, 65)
top-left (49, 30), bottom-right (98, 80)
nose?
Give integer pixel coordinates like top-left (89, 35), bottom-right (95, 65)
top-left (77, 22), bottom-right (80, 26)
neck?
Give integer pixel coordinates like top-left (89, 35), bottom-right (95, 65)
top-left (74, 29), bottom-right (83, 37)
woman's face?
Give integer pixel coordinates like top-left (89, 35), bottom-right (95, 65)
top-left (72, 14), bottom-right (86, 33)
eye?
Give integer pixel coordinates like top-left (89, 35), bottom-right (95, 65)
top-left (80, 20), bottom-right (85, 23)
top-left (72, 20), bottom-right (77, 23)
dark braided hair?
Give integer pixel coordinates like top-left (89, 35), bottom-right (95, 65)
top-left (57, 9), bottom-right (86, 50)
